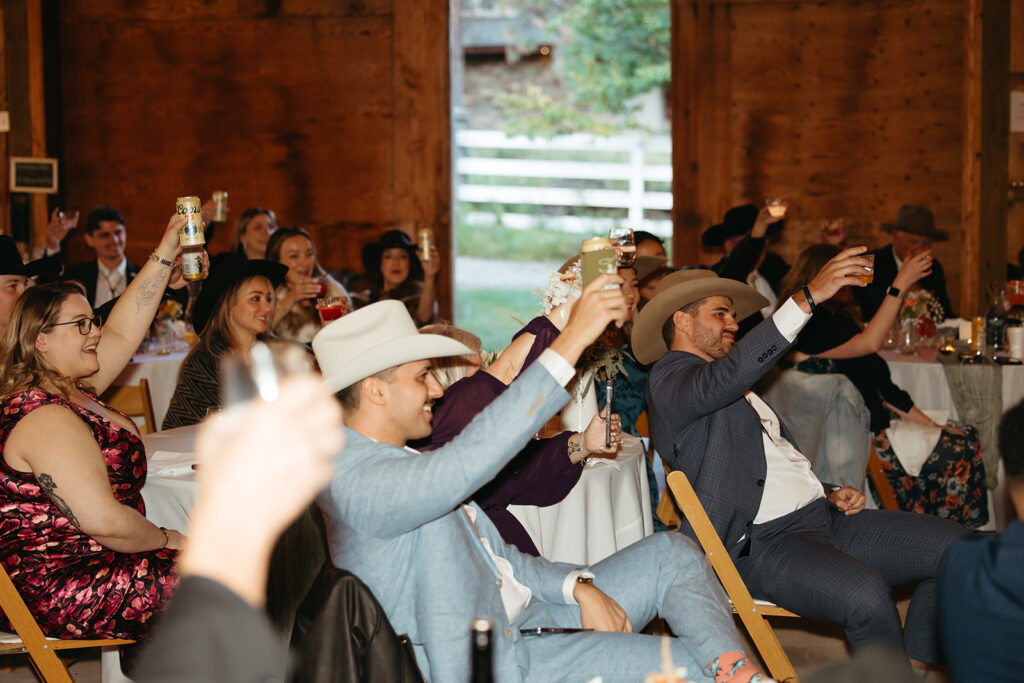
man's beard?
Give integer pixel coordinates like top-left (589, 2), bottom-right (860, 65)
top-left (692, 320), bottom-right (731, 360)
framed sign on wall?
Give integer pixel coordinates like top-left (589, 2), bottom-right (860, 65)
top-left (9, 157), bottom-right (59, 193)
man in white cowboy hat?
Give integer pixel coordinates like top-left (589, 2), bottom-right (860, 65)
top-left (312, 279), bottom-right (769, 683)
top-left (854, 203), bottom-right (954, 321)
top-left (632, 248), bottom-right (970, 671)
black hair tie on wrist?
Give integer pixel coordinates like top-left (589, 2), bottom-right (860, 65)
top-left (801, 285), bottom-right (817, 313)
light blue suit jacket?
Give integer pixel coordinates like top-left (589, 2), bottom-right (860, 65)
top-left (318, 361), bottom-right (581, 682)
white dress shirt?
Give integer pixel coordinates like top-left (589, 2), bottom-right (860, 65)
top-left (94, 258), bottom-right (127, 308)
top-left (746, 297), bottom-right (826, 524)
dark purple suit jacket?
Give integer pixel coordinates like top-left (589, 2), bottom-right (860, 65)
top-left (420, 317), bottom-right (581, 556)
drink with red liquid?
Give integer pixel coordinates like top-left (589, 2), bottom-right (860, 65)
top-left (316, 296), bottom-right (348, 324)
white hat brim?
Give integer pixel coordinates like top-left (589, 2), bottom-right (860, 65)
top-left (320, 333), bottom-right (473, 393)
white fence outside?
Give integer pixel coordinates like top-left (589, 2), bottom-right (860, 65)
top-left (454, 129), bottom-right (673, 237)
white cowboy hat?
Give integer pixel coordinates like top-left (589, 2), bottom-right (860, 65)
top-left (312, 300), bottom-right (473, 392)
top-left (631, 269), bottom-right (768, 365)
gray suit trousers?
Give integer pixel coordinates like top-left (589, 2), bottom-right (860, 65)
top-left (734, 498), bottom-right (968, 664)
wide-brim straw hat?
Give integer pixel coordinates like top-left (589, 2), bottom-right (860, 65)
top-left (193, 256), bottom-right (288, 335)
top-left (881, 203), bottom-right (949, 241)
top-left (631, 269), bottom-right (768, 365)
top-left (313, 299), bottom-right (473, 392)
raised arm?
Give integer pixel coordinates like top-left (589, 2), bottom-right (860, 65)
top-left (5, 405), bottom-right (185, 552)
top-left (813, 250), bottom-right (932, 359)
top-left (413, 244), bottom-right (440, 325)
top-left (92, 214), bottom-right (188, 393)
top-left (335, 274), bottom-right (628, 537)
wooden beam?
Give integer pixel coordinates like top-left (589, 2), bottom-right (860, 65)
top-left (961, 0), bottom-right (1010, 315)
top-left (671, 1), bottom-right (733, 266)
top-left (26, 0), bottom-right (47, 249)
top-left (0, 4), bottom-right (9, 237)
top-left (392, 0), bottom-right (452, 319)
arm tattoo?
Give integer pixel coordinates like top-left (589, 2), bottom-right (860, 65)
top-left (37, 473), bottom-right (82, 529)
top-left (133, 273), bottom-right (163, 311)
top-left (568, 433), bottom-right (584, 463)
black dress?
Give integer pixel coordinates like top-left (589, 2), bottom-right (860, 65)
top-left (792, 309), bottom-right (987, 527)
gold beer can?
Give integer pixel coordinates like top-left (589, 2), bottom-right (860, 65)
top-left (212, 191), bottom-right (228, 222)
top-left (176, 196), bottom-right (205, 247)
top-left (418, 228), bottom-right (434, 261)
top-left (580, 237), bottom-right (619, 290)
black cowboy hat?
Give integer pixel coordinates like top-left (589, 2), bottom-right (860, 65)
top-left (193, 255), bottom-right (287, 335)
top-left (0, 235), bottom-right (61, 279)
top-left (360, 229), bottom-right (424, 280)
top-left (701, 204), bottom-right (784, 247)
top-left (882, 204), bottom-right (949, 241)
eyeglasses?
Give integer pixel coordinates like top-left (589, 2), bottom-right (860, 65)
top-left (47, 315), bottom-right (103, 335)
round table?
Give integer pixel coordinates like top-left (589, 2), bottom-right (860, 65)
top-left (114, 349), bottom-right (188, 429)
top-left (141, 425), bottom-right (198, 530)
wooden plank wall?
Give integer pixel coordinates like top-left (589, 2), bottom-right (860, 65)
top-left (55, 1), bottom-right (451, 316)
top-left (1010, 0), bottom-right (1024, 267)
top-left (672, 0), bottom-right (1009, 315)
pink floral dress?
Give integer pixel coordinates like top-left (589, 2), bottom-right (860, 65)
top-left (0, 390), bottom-right (178, 639)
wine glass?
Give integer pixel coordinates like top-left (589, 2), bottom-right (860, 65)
top-left (608, 227), bottom-right (636, 267)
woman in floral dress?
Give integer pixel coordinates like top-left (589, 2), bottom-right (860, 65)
top-left (778, 244), bottom-right (988, 527)
top-left (0, 214), bottom-right (190, 640)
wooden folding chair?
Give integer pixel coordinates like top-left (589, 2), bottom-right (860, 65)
top-left (866, 444), bottom-right (900, 511)
top-left (101, 378), bottom-right (157, 435)
top-left (634, 412), bottom-right (680, 530)
top-left (666, 470), bottom-right (799, 683)
top-left (0, 563), bottom-right (134, 682)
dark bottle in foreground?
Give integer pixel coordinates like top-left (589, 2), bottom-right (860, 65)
top-left (470, 618), bottom-right (493, 683)
top-left (987, 283), bottom-right (1007, 351)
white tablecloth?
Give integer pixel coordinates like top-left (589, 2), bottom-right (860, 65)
top-left (509, 435), bottom-right (653, 566)
top-left (880, 348), bottom-right (1024, 419)
top-left (114, 350), bottom-right (188, 429)
top-left (141, 425), bottom-right (198, 530)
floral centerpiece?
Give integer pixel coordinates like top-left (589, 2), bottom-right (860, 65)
top-left (900, 289), bottom-right (944, 338)
top-left (148, 299), bottom-right (195, 353)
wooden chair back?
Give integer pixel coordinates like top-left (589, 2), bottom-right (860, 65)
top-left (0, 563), bottom-right (134, 682)
top-left (666, 470), bottom-right (799, 682)
top-left (102, 379), bottom-right (157, 435)
top-left (866, 444), bottom-right (900, 511)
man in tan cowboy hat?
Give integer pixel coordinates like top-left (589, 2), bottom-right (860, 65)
top-left (854, 203), bottom-right (954, 321)
top-left (311, 282), bottom-right (769, 683)
top-left (633, 249), bottom-right (969, 671)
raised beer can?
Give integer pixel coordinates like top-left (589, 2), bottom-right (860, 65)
top-left (212, 191), bottom-right (229, 222)
top-left (580, 237), bottom-right (619, 290)
top-left (181, 249), bottom-right (205, 281)
top-left (418, 228), bottom-right (434, 261)
top-left (176, 195), bottom-right (205, 247)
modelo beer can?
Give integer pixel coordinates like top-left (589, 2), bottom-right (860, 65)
top-left (176, 196), bottom-right (206, 247)
top-left (580, 237), bottom-right (618, 290)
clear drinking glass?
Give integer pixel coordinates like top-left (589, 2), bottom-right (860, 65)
top-left (608, 227), bottom-right (636, 267)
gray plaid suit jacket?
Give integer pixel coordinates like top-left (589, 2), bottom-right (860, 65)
top-left (647, 316), bottom-right (826, 560)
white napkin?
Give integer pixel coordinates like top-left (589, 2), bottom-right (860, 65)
top-left (885, 409), bottom-right (948, 477)
top-left (148, 450), bottom-right (197, 478)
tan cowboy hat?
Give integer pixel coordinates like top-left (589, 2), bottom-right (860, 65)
top-left (631, 269), bottom-right (768, 365)
top-left (312, 300), bottom-right (473, 392)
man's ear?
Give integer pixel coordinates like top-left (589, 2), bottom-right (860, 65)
top-left (362, 376), bottom-right (388, 407)
top-left (672, 309), bottom-right (691, 335)
top-left (83, 231), bottom-right (95, 249)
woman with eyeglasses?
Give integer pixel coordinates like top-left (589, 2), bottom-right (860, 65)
top-left (0, 215), bottom-right (190, 643)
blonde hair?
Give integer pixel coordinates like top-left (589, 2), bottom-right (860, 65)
top-left (230, 207), bottom-right (277, 257)
top-left (0, 282), bottom-right (92, 399)
top-left (419, 323), bottom-right (482, 389)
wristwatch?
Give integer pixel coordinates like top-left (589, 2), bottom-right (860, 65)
top-left (886, 285), bottom-right (902, 299)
